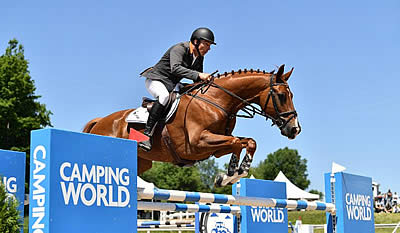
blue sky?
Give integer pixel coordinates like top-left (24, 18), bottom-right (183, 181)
top-left (2, 0), bottom-right (399, 194)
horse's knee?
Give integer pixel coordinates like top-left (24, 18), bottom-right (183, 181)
top-left (232, 137), bottom-right (241, 144)
top-left (247, 139), bottom-right (257, 153)
top-left (231, 137), bottom-right (243, 152)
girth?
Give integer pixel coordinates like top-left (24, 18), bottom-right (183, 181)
top-left (161, 126), bottom-right (205, 167)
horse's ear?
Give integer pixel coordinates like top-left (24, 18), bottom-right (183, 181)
top-left (281, 67), bottom-right (294, 82)
top-left (276, 64), bottom-right (285, 83)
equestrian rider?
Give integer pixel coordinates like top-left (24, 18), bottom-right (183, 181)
top-left (139, 27), bottom-right (216, 151)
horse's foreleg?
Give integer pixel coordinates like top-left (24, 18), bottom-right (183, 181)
top-left (197, 132), bottom-right (256, 187)
top-left (214, 138), bottom-right (256, 186)
top-left (228, 138), bottom-right (257, 185)
top-left (138, 157), bottom-right (153, 175)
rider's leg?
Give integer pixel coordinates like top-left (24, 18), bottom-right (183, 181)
top-left (139, 79), bottom-right (169, 151)
top-left (144, 79), bottom-right (170, 107)
top-left (143, 101), bottom-right (165, 137)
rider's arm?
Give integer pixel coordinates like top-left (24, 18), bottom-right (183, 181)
top-left (170, 45), bottom-right (199, 81)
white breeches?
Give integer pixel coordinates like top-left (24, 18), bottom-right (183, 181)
top-left (145, 79), bottom-right (170, 106)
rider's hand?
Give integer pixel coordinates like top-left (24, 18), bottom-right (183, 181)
top-left (198, 73), bottom-right (212, 81)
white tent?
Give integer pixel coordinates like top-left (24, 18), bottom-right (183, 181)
top-left (274, 171), bottom-right (320, 201)
top-left (137, 176), bottom-right (155, 190)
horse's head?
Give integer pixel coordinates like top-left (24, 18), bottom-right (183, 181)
top-left (260, 65), bottom-right (301, 139)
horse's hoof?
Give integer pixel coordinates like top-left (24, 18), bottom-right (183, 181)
top-left (214, 174), bottom-right (224, 187)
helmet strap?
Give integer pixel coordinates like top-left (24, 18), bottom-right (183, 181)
top-left (194, 40), bottom-right (203, 58)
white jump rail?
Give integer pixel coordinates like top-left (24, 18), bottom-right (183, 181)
top-left (138, 188), bottom-right (336, 213)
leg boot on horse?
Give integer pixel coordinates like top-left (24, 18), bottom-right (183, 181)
top-left (139, 101), bottom-right (165, 151)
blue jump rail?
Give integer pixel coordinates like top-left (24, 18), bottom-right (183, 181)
top-left (138, 188), bottom-right (335, 213)
top-left (137, 201), bottom-right (241, 214)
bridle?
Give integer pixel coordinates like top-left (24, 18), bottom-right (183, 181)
top-left (262, 75), bottom-right (298, 129)
top-left (184, 73), bottom-right (298, 133)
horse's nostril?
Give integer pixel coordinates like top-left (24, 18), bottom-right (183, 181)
top-left (291, 127), bottom-right (298, 135)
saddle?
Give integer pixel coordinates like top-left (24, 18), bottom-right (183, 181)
top-left (141, 92), bottom-right (177, 114)
top-left (127, 91), bottom-right (199, 167)
top-left (126, 92), bottom-right (180, 124)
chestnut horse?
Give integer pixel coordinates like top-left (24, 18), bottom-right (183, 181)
top-left (83, 65), bottom-right (301, 186)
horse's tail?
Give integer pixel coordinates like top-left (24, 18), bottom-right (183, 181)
top-left (82, 117), bottom-right (102, 133)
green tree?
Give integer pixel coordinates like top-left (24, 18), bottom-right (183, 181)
top-left (140, 160), bottom-right (235, 195)
top-left (195, 158), bottom-right (219, 190)
top-left (197, 159), bottom-right (234, 194)
top-left (140, 162), bottom-right (207, 192)
top-left (0, 39), bottom-right (52, 192)
top-left (212, 162), bottom-right (242, 195)
top-left (0, 180), bottom-right (22, 233)
top-left (0, 39), bottom-right (52, 152)
top-left (252, 147), bottom-right (310, 189)
top-left (309, 189), bottom-right (324, 201)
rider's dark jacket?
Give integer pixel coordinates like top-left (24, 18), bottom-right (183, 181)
top-left (141, 41), bottom-right (204, 92)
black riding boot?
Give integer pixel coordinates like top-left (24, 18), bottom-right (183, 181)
top-left (138, 101), bottom-right (165, 151)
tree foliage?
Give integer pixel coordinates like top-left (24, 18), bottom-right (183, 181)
top-left (195, 158), bottom-right (219, 190)
top-left (0, 180), bottom-right (22, 233)
top-left (140, 162), bottom-right (207, 192)
top-left (0, 39), bottom-right (52, 153)
top-left (139, 159), bottom-right (233, 194)
top-left (309, 189), bottom-right (324, 201)
top-left (252, 147), bottom-right (310, 189)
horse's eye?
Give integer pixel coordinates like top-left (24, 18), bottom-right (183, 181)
top-left (278, 93), bottom-right (286, 103)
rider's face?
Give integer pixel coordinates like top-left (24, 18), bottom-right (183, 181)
top-left (197, 40), bottom-right (212, 56)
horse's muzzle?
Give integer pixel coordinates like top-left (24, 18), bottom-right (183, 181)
top-left (281, 118), bottom-right (301, 139)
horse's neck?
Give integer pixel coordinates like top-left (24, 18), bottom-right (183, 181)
top-left (217, 74), bottom-right (271, 101)
top-left (208, 74), bottom-right (271, 114)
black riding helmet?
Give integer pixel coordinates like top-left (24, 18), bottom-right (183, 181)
top-left (190, 27), bottom-right (216, 45)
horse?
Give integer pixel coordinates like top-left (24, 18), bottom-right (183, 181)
top-left (83, 64), bottom-right (301, 186)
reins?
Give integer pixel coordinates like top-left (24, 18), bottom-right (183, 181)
top-left (182, 72), bottom-right (297, 131)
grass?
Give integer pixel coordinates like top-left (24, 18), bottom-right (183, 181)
top-left (375, 212), bottom-right (400, 224)
top-left (288, 210), bottom-right (400, 225)
top-left (288, 210), bottom-right (327, 224)
top-left (23, 216), bottom-right (28, 233)
top-left (287, 211), bottom-right (400, 233)
top-left (289, 227), bottom-right (396, 233)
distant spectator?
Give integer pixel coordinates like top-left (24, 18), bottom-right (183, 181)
top-left (393, 192), bottom-right (399, 213)
top-left (374, 195), bottom-right (385, 213)
top-left (385, 189), bottom-right (393, 213)
top-left (393, 192), bottom-right (399, 205)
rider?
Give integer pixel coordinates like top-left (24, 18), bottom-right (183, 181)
top-left (138, 27), bottom-right (216, 151)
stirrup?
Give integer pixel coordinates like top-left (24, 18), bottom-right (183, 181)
top-left (138, 139), bottom-right (152, 152)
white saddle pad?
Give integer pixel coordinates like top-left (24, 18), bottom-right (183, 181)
top-left (126, 94), bottom-right (181, 124)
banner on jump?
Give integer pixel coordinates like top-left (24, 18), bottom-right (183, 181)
top-left (0, 149), bottom-right (26, 233)
top-left (325, 172), bottom-right (374, 233)
top-left (234, 178), bottom-right (288, 233)
top-left (29, 129), bottom-right (137, 233)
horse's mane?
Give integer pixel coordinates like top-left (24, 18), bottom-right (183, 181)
top-left (180, 69), bottom-right (275, 94)
top-left (216, 68), bottom-right (275, 79)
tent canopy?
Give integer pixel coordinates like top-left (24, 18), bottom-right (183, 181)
top-left (137, 176), bottom-right (155, 190)
top-left (274, 171), bottom-right (319, 200)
